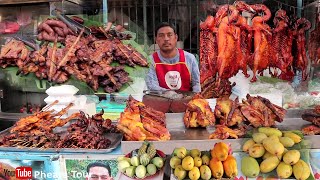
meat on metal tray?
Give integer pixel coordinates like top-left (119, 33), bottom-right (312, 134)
top-left (0, 127), bottom-right (123, 154)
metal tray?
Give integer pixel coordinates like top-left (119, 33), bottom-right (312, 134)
top-left (0, 128), bottom-right (123, 154)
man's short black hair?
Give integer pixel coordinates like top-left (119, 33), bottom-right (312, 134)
top-left (155, 22), bottom-right (176, 36)
top-left (87, 162), bottom-right (111, 175)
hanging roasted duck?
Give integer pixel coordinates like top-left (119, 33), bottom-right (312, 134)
top-left (270, 9), bottom-right (295, 81)
top-left (233, 1), bottom-right (255, 78)
top-left (200, 15), bottom-right (218, 89)
top-left (292, 18), bottom-right (311, 80)
top-left (216, 5), bottom-right (240, 81)
top-left (250, 4), bottom-right (272, 82)
top-left (308, 15), bottom-right (320, 64)
top-left (216, 2), bottom-right (254, 81)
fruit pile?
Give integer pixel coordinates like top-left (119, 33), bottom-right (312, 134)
top-left (209, 142), bottom-right (238, 179)
top-left (117, 141), bottom-right (165, 179)
top-left (170, 142), bottom-right (237, 180)
top-left (241, 127), bottom-right (311, 180)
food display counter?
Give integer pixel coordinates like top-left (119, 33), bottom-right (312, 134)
top-left (0, 0), bottom-right (320, 180)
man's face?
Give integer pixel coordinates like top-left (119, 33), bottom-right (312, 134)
top-left (87, 166), bottom-right (113, 180)
top-left (156, 26), bottom-right (178, 53)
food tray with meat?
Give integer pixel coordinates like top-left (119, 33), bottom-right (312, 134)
top-left (121, 111), bottom-right (320, 154)
top-left (0, 128), bottom-right (122, 153)
top-left (0, 103), bottom-right (123, 153)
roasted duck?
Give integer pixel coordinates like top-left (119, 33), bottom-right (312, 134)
top-left (215, 97), bottom-right (245, 127)
top-left (308, 15), bottom-right (320, 64)
top-left (216, 5), bottom-right (240, 80)
top-left (234, 1), bottom-right (255, 78)
top-left (250, 4), bottom-right (272, 82)
top-left (293, 18), bottom-right (311, 80)
top-left (117, 96), bottom-right (170, 141)
top-left (200, 15), bottom-right (217, 88)
top-left (270, 9), bottom-right (294, 81)
top-left (183, 94), bottom-right (215, 128)
top-left (302, 105), bottom-right (320, 126)
top-left (301, 105), bottom-right (320, 135)
top-left (211, 94), bottom-right (286, 139)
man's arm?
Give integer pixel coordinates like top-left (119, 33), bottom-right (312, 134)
top-left (145, 59), bottom-right (168, 91)
top-left (189, 54), bottom-right (201, 93)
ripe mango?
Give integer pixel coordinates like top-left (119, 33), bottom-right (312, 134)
top-left (212, 142), bottom-right (229, 161)
top-left (267, 135), bottom-right (280, 142)
top-left (241, 156), bottom-right (260, 178)
top-left (242, 139), bottom-right (255, 152)
top-left (277, 162), bottom-right (292, 179)
top-left (263, 138), bottom-right (284, 156)
top-left (193, 156), bottom-right (202, 167)
top-left (258, 127), bottom-right (282, 137)
top-left (293, 160), bottom-right (310, 180)
top-left (201, 154), bottom-right (210, 165)
top-left (252, 133), bottom-right (268, 143)
top-left (249, 144), bottom-right (265, 158)
top-left (200, 165), bottom-right (212, 180)
top-left (283, 131), bottom-right (302, 143)
top-left (188, 167), bottom-right (200, 180)
top-left (263, 151), bottom-right (282, 160)
top-left (283, 150), bottom-right (300, 165)
top-left (279, 137), bottom-right (295, 147)
top-left (260, 156), bottom-right (280, 173)
top-left (223, 155), bottom-right (238, 178)
top-left (209, 158), bottom-right (224, 179)
top-left (182, 156), bottom-right (194, 171)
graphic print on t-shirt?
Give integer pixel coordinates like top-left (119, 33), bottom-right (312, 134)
top-left (164, 71), bottom-right (182, 90)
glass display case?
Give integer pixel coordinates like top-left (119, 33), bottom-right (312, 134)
top-left (0, 0), bottom-right (105, 120)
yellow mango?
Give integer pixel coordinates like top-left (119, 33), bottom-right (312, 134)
top-left (277, 162), bottom-right (293, 179)
top-left (258, 127), bottom-right (282, 137)
top-left (213, 142), bottom-right (229, 161)
top-left (223, 155), bottom-right (238, 178)
top-left (283, 131), bottom-right (302, 144)
top-left (242, 139), bottom-right (255, 152)
top-left (260, 156), bottom-right (280, 173)
top-left (283, 150), bottom-right (300, 165)
top-left (249, 144), bottom-right (265, 158)
top-left (263, 139), bottom-right (284, 156)
top-left (293, 160), bottom-right (310, 180)
top-left (252, 133), bottom-right (268, 143)
top-left (209, 158), bottom-right (224, 179)
top-left (279, 137), bottom-right (295, 147)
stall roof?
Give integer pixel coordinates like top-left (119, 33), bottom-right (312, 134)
top-left (0, 0), bottom-right (59, 5)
